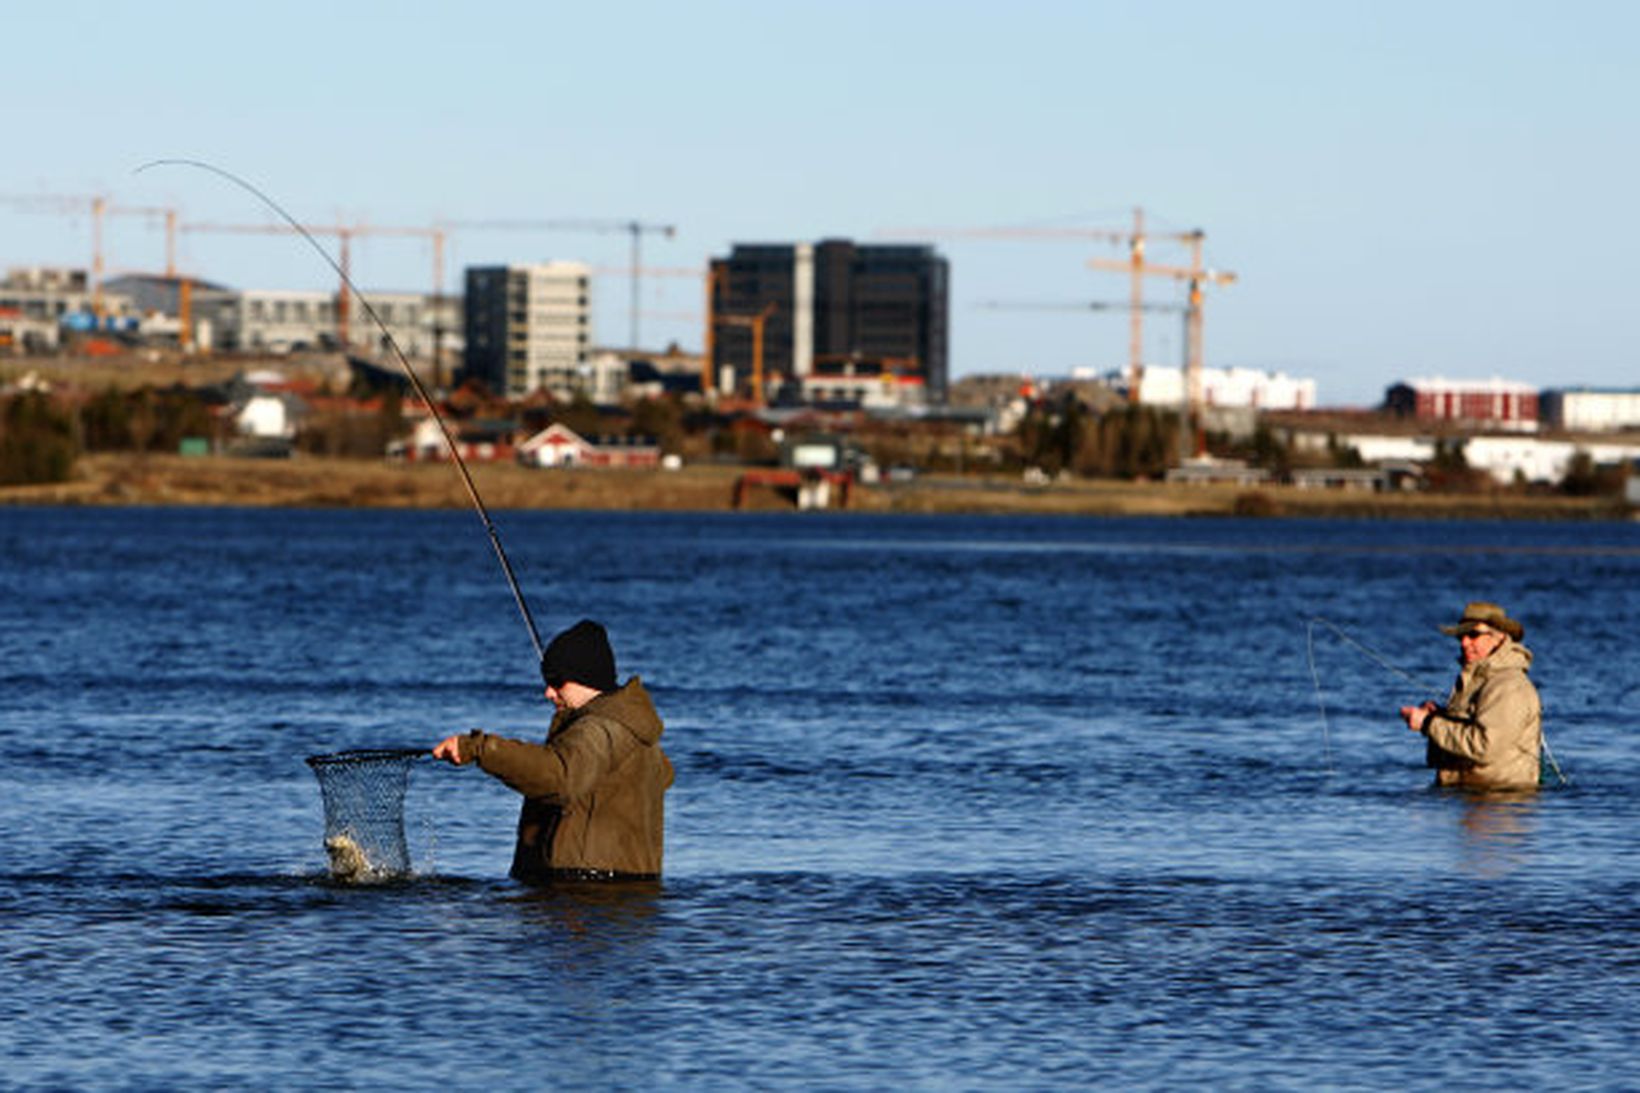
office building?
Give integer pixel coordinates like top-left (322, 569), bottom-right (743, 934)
top-left (710, 240), bottom-right (948, 405)
top-left (462, 262), bottom-right (592, 399)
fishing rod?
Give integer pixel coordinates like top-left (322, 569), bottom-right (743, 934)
top-left (134, 159), bottom-right (545, 663)
top-left (1305, 614), bottom-right (1567, 785)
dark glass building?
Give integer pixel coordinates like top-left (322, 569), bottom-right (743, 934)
top-left (461, 263), bottom-right (592, 399)
top-left (709, 239), bottom-right (948, 404)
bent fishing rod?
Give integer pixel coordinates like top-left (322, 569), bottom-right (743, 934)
top-left (135, 159), bottom-right (545, 662)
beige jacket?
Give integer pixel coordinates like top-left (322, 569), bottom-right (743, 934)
top-left (1424, 639), bottom-right (1542, 789)
top-left (458, 678), bottom-right (674, 880)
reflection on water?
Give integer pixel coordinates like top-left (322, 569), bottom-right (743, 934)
top-left (503, 880), bottom-right (666, 940)
top-left (1454, 790), bottom-right (1540, 877)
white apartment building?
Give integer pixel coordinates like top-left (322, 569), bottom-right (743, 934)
top-left (583, 350), bottom-right (636, 405)
top-left (1116, 365), bottom-right (1316, 410)
top-left (463, 262), bottom-right (592, 399)
top-left (1463, 435), bottom-right (1640, 484)
top-left (194, 288), bottom-right (459, 359)
top-left (1540, 388), bottom-right (1640, 433)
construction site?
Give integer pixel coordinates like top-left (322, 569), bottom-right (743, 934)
top-left (0, 189), bottom-right (1247, 415)
top-left (3, 187), bottom-right (1639, 509)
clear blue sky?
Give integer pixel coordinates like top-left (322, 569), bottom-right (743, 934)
top-left (6, 0), bottom-right (1636, 406)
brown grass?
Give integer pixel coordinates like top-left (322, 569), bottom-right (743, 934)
top-left (1, 451), bottom-right (1631, 520)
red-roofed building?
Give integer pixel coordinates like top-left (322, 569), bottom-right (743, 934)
top-left (517, 424), bottom-right (659, 468)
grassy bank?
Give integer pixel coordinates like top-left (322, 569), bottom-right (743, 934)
top-left (0, 452), bottom-right (1632, 521)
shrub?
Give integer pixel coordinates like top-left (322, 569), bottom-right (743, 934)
top-left (1232, 490), bottom-right (1281, 517)
top-left (0, 393), bottom-right (79, 486)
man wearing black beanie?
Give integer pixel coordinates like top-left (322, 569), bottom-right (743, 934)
top-left (432, 619), bottom-right (673, 882)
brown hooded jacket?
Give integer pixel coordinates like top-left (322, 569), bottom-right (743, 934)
top-left (456, 678), bottom-right (674, 881)
top-left (1423, 639), bottom-right (1542, 789)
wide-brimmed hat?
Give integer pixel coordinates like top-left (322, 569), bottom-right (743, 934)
top-left (1438, 601), bottom-right (1524, 641)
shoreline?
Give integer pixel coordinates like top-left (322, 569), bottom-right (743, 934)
top-left (0, 452), bottom-right (1633, 521)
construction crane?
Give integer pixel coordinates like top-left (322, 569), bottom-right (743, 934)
top-left (0, 193), bottom-right (106, 313)
top-left (180, 220), bottom-right (443, 350)
top-left (103, 203), bottom-right (194, 349)
top-left (703, 265), bottom-right (722, 396)
top-left (975, 298), bottom-right (1189, 402)
top-left (976, 299), bottom-right (1187, 315)
top-left (878, 208), bottom-right (1202, 402)
top-left (715, 302), bottom-right (778, 404)
top-left (442, 218), bottom-right (676, 350)
top-left (1, 193), bottom-right (181, 317)
top-left (108, 202), bottom-right (180, 278)
top-left (1088, 236), bottom-right (1236, 448)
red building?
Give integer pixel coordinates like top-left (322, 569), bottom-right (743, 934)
top-left (1384, 377), bottom-right (1539, 431)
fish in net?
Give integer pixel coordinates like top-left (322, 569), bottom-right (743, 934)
top-left (305, 748), bottom-right (426, 881)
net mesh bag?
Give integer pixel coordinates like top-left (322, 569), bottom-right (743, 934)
top-left (305, 748), bottom-right (424, 881)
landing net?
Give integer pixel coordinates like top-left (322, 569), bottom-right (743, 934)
top-left (305, 748), bottom-right (425, 881)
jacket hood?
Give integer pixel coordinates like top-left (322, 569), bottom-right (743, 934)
top-left (1467, 638), bottom-right (1533, 676)
top-left (579, 677), bottom-right (665, 746)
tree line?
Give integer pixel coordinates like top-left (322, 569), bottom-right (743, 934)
top-left (1015, 398), bottom-right (1186, 479)
top-left (0, 387), bottom-right (221, 486)
top-left (3, 382), bottom-right (1632, 497)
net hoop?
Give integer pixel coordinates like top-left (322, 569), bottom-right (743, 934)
top-left (306, 747), bottom-right (429, 769)
top-left (306, 747), bottom-right (426, 881)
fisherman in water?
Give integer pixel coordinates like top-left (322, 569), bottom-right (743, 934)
top-left (1400, 601), bottom-right (1542, 789)
top-left (433, 619), bottom-right (673, 882)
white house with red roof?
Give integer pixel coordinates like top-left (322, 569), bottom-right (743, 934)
top-left (516, 424), bottom-right (659, 468)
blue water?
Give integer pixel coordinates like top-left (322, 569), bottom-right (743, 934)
top-left (3, 506), bottom-right (1639, 1089)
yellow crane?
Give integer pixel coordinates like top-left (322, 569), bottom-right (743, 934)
top-left (180, 220), bottom-right (443, 350)
top-left (975, 298), bottom-right (1189, 400)
top-left (878, 208), bottom-right (1202, 402)
top-left (1088, 235), bottom-right (1236, 448)
top-left (703, 265), bottom-right (721, 397)
top-left (715, 302), bottom-right (778, 405)
top-left (1, 192), bottom-right (181, 317)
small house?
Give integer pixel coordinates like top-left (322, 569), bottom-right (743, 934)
top-left (516, 423), bottom-right (660, 468)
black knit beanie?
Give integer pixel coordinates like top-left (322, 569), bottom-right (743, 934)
top-left (540, 619), bottom-right (618, 692)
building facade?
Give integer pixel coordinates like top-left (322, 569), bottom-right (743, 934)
top-left (709, 240), bottom-right (948, 404)
top-left (1384, 377), bottom-right (1539, 431)
top-left (190, 287), bottom-right (459, 360)
top-left (1462, 435), bottom-right (1640, 485)
top-left (1540, 387), bottom-right (1640, 433)
top-left (1112, 365), bottom-right (1316, 410)
top-left (463, 262), bottom-right (592, 399)
top-left (0, 267), bottom-right (137, 349)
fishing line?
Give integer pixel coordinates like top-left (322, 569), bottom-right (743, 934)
top-left (1305, 620), bottom-right (1335, 775)
top-left (134, 158), bottom-right (545, 661)
top-left (1306, 615), bottom-right (1445, 777)
top-left (1305, 614), bottom-right (1567, 785)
